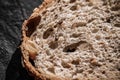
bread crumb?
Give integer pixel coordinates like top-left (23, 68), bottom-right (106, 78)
top-left (31, 0), bottom-right (120, 79)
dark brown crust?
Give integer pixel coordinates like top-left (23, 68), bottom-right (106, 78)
top-left (20, 0), bottom-right (70, 80)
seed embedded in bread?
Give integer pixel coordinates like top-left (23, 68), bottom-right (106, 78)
top-left (22, 0), bottom-right (120, 80)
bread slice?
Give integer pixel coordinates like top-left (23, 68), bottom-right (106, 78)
top-left (21, 0), bottom-right (120, 80)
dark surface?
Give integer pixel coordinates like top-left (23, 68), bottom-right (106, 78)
top-left (0, 0), bottom-right (43, 80)
top-left (6, 48), bottom-right (34, 80)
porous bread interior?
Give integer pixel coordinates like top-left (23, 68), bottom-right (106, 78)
top-left (30, 0), bottom-right (120, 80)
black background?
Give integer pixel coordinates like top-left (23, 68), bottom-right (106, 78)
top-left (0, 0), bottom-right (43, 80)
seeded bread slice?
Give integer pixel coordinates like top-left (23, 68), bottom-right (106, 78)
top-left (21, 0), bottom-right (120, 80)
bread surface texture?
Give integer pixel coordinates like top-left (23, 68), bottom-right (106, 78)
top-left (21, 0), bottom-right (120, 80)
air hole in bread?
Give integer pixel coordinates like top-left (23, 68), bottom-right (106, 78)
top-left (73, 78), bottom-right (79, 80)
top-left (59, 7), bottom-right (63, 11)
top-left (54, 20), bottom-right (63, 28)
top-left (76, 68), bottom-right (83, 73)
top-left (106, 16), bottom-right (112, 23)
top-left (114, 23), bottom-right (120, 27)
top-left (72, 22), bottom-right (86, 28)
top-left (42, 10), bottom-right (48, 15)
top-left (46, 78), bottom-right (51, 80)
top-left (102, 71), bottom-right (106, 74)
top-left (63, 45), bottom-right (76, 52)
top-left (38, 24), bottom-right (43, 29)
top-left (49, 41), bottom-right (58, 49)
top-left (63, 41), bottom-right (89, 52)
top-left (26, 16), bottom-right (41, 37)
top-left (95, 35), bottom-right (101, 40)
top-left (111, 6), bottom-right (120, 11)
top-left (29, 58), bottom-right (35, 66)
top-left (54, 14), bottom-right (58, 19)
top-left (70, 0), bottom-right (76, 3)
top-left (63, 42), bottom-right (80, 52)
top-left (58, 20), bottom-right (63, 25)
top-left (116, 62), bottom-right (120, 71)
top-left (71, 33), bottom-right (81, 38)
top-left (87, 69), bottom-right (93, 74)
top-left (90, 58), bottom-right (101, 66)
top-left (58, 33), bottom-right (64, 37)
top-left (43, 28), bottom-right (54, 39)
top-left (47, 67), bottom-right (55, 73)
top-left (61, 61), bottom-right (71, 68)
top-left (57, 0), bottom-right (60, 3)
top-left (51, 8), bottom-right (55, 12)
top-left (92, 28), bottom-right (99, 33)
top-left (71, 59), bottom-right (80, 65)
top-left (43, 17), bottom-right (46, 20)
top-left (88, 18), bottom-right (95, 23)
top-left (70, 5), bottom-right (78, 11)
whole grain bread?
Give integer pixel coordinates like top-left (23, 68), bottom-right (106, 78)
top-left (21, 0), bottom-right (120, 80)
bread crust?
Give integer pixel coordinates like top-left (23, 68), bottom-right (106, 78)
top-left (21, 0), bottom-right (69, 80)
